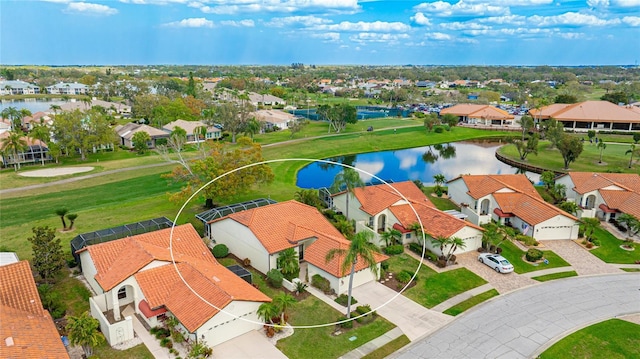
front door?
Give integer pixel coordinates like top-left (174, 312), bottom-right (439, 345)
top-left (298, 244), bottom-right (304, 261)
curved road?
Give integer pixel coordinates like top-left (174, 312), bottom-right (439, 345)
top-left (393, 274), bottom-right (640, 359)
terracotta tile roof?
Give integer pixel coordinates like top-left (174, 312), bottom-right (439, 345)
top-left (528, 101), bottom-right (640, 123)
top-left (0, 132), bottom-right (47, 150)
top-left (80, 224), bottom-right (215, 291)
top-left (600, 190), bottom-right (640, 218)
top-left (135, 261), bottom-right (270, 333)
top-left (304, 235), bottom-right (387, 277)
top-left (348, 181), bottom-right (434, 216)
top-left (461, 174), bottom-right (541, 200)
top-left (0, 261), bottom-right (69, 358)
top-left (565, 172), bottom-right (640, 194)
top-left (492, 192), bottom-right (576, 225)
top-left (389, 203), bottom-right (483, 238)
top-left (212, 200), bottom-right (347, 254)
top-left (440, 104), bottom-right (513, 120)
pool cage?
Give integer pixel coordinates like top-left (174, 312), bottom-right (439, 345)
top-left (225, 264), bottom-right (253, 284)
top-left (319, 179), bottom-right (395, 209)
top-left (196, 198), bottom-right (277, 237)
top-left (70, 217), bottom-right (174, 267)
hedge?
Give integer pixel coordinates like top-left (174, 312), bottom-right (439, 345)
top-left (211, 244), bottom-right (229, 258)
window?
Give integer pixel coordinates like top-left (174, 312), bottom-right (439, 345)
top-left (406, 233), bottom-right (411, 239)
top-left (117, 287), bottom-right (127, 300)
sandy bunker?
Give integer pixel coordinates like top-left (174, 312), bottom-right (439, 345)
top-left (19, 167), bottom-right (94, 178)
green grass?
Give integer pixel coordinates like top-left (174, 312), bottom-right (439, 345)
top-left (621, 268), bottom-right (640, 272)
top-left (532, 271), bottom-right (578, 282)
top-left (422, 186), bottom-right (460, 211)
top-left (91, 341), bottom-right (154, 359)
top-left (442, 289), bottom-right (499, 316)
top-left (499, 241), bottom-right (571, 274)
top-left (276, 296), bottom-right (395, 359)
top-left (590, 227), bottom-right (640, 264)
top-left (55, 275), bottom-right (91, 316)
top-left (539, 319), bottom-right (640, 359)
top-left (361, 334), bottom-right (411, 359)
top-left (498, 140), bottom-right (638, 174)
top-left (385, 254), bottom-right (487, 308)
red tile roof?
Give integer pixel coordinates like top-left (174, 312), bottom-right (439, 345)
top-left (440, 104), bottom-right (513, 120)
top-left (528, 101), bottom-right (640, 123)
top-left (564, 172), bottom-right (640, 194)
top-left (599, 190), bottom-right (640, 218)
top-left (389, 203), bottom-right (483, 238)
top-left (304, 236), bottom-right (388, 278)
top-left (348, 181), bottom-right (435, 216)
top-left (0, 261), bottom-right (69, 359)
top-left (460, 174), bottom-right (541, 200)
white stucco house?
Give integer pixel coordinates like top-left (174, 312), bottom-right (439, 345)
top-left (331, 181), bottom-right (484, 256)
top-left (77, 224), bottom-right (270, 348)
top-left (206, 200), bottom-right (387, 295)
top-left (448, 174), bottom-right (580, 240)
top-left (555, 172), bottom-right (640, 220)
top-left (163, 119), bottom-right (222, 143)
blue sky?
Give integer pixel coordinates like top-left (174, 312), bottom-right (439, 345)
top-left (1, 0), bottom-right (639, 65)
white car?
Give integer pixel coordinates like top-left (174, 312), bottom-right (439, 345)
top-left (478, 253), bottom-right (514, 273)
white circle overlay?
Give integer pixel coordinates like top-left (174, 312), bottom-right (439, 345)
top-left (169, 158), bottom-right (428, 329)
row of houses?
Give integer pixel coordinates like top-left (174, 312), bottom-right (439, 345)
top-left (0, 81), bottom-right (92, 96)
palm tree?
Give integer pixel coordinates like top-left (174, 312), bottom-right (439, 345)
top-left (67, 213), bottom-right (78, 230)
top-left (66, 311), bottom-right (105, 357)
top-left (433, 174), bottom-right (446, 189)
top-left (49, 104), bottom-right (61, 114)
top-left (617, 213), bottom-right (639, 235)
top-left (55, 208), bottom-right (69, 230)
top-left (430, 236), bottom-right (452, 259)
top-left (597, 141), bottom-right (607, 163)
top-left (1, 107), bottom-right (21, 131)
top-left (445, 237), bottom-right (466, 264)
top-left (580, 218), bottom-right (601, 242)
top-left (30, 123), bottom-right (50, 166)
top-left (277, 248), bottom-right (299, 281)
top-left (257, 302), bottom-right (279, 325)
top-left (193, 125), bottom-right (208, 149)
top-left (331, 167), bottom-right (364, 221)
top-left (1, 131), bottom-right (27, 171)
top-left (245, 117), bottom-right (261, 140)
top-left (626, 144), bottom-right (638, 168)
top-left (294, 188), bottom-right (323, 209)
top-left (380, 229), bottom-right (402, 247)
top-left (81, 96), bottom-right (92, 109)
top-left (325, 231), bottom-right (381, 318)
top-left (272, 293), bottom-right (297, 325)
top-left (408, 222), bottom-right (425, 245)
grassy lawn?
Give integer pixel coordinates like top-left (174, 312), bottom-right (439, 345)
top-left (532, 271), bottom-right (578, 282)
top-left (385, 254), bottom-right (487, 308)
top-left (540, 319), bottom-right (640, 359)
top-left (499, 241), bottom-right (571, 274)
top-left (590, 227), bottom-right (640, 264)
top-left (91, 341), bottom-right (154, 359)
top-left (442, 289), bottom-right (499, 316)
top-left (498, 140), bottom-right (638, 174)
top-left (622, 268), bottom-right (640, 272)
top-left (55, 275), bottom-right (91, 316)
top-left (276, 296), bottom-right (396, 359)
top-left (422, 186), bottom-right (460, 211)
top-left (361, 334), bottom-right (410, 359)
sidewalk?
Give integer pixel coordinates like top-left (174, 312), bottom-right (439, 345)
top-left (431, 283), bottom-right (495, 312)
top-left (338, 327), bottom-right (404, 359)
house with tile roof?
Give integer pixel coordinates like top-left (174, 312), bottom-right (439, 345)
top-left (0, 260), bottom-right (69, 358)
top-left (528, 100), bottom-right (640, 132)
top-left (448, 174), bottom-right (580, 240)
top-left (0, 132), bottom-right (50, 167)
top-left (206, 200), bottom-right (387, 295)
top-left (331, 181), bottom-right (484, 255)
top-left (163, 119), bottom-right (221, 143)
top-left (115, 122), bottom-right (170, 149)
top-left (77, 224), bottom-right (270, 347)
top-left (555, 172), bottom-right (640, 221)
top-left (439, 104), bottom-right (514, 126)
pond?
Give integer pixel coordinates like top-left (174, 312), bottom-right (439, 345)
top-left (296, 141), bottom-right (540, 189)
top-left (1, 98), bottom-right (67, 113)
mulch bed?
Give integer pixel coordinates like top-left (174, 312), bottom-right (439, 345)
top-left (379, 273), bottom-right (417, 293)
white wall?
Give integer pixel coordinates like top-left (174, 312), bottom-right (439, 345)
top-left (447, 179), bottom-right (473, 207)
top-left (332, 193), bottom-right (371, 223)
top-left (209, 220), bottom-right (271, 274)
top-left (308, 263), bottom-right (379, 295)
top-left (90, 297), bottom-right (134, 346)
top-left (533, 215), bottom-right (580, 240)
top-left (196, 300), bottom-right (264, 347)
top-left (80, 251), bottom-right (102, 294)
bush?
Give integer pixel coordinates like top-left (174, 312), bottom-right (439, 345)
top-left (67, 258), bottom-right (77, 268)
top-left (396, 269), bottom-right (417, 284)
top-left (516, 234), bottom-right (538, 247)
top-left (266, 269), bottom-right (283, 288)
top-left (408, 242), bottom-right (423, 255)
top-left (380, 260), bottom-right (389, 271)
top-left (154, 327), bottom-right (170, 339)
top-left (586, 242), bottom-right (594, 248)
top-left (433, 125), bottom-right (445, 133)
top-left (335, 294), bottom-right (357, 306)
top-left (592, 239), bottom-right (601, 246)
top-left (311, 274), bottom-right (331, 293)
top-left (442, 124), bottom-right (451, 132)
top-left (525, 248), bottom-right (544, 262)
top-left (211, 244), bottom-right (229, 258)
top-left (383, 244), bottom-right (404, 255)
top-left (355, 304), bottom-right (372, 315)
top-left (337, 316), bottom-right (353, 328)
top-left (160, 337), bottom-right (173, 349)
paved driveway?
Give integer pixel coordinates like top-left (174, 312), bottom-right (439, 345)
top-left (456, 252), bottom-right (537, 294)
top-left (392, 274), bottom-right (640, 359)
top-left (352, 281), bottom-right (453, 341)
top-left (542, 240), bottom-right (623, 275)
top-left (212, 330), bottom-right (287, 359)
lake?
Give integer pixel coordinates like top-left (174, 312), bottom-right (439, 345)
top-left (296, 141), bottom-right (540, 189)
top-left (0, 98), bottom-right (67, 113)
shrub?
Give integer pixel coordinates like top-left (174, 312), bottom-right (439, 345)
top-left (337, 316), bottom-right (353, 328)
top-left (355, 305), bottom-right (372, 315)
top-left (266, 269), bottom-right (283, 288)
top-left (294, 281), bottom-right (308, 295)
top-left (396, 271), bottom-right (411, 284)
top-left (433, 125), bottom-right (444, 133)
top-left (311, 274), bottom-right (331, 293)
top-left (525, 248), bottom-right (544, 262)
top-left (67, 258), bottom-right (77, 268)
top-left (408, 242), bottom-right (423, 255)
top-left (442, 124), bottom-right (451, 132)
top-left (160, 337), bottom-right (173, 348)
top-left (592, 239), bottom-right (601, 246)
top-left (516, 234), bottom-right (538, 247)
top-left (586, 242), bottom-right (594, 248)
top-left (435, 186), bottom-right (443, 197)
top-left (380, 260), bottom-right (389, 271)
top-left (334, 294), bottom-right (357, 306)
top-left (243, 257), bottom-right (251, 266)
top-left (154, 327), bottom-right (170, 339)
top-left (383, 244), bottom-right (404, 255)
top-left (211, 244), bottom-right (229, 258)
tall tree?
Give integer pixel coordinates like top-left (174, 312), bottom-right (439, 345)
top-left (272, 292), bottom-right (297, 325)
top-left (325, 231), bottom-right (381, 318)
top-left (316, 103), bottom-right (357, 133)
top-left (1, 107), bottom-right (22, 131)
top-left (0, 130), bottom-right (27, 171)
top-left (51, 109), bottom-right (116, 160)
top-left (445, 237), bottom-right (466, 264)
top-left (597, 141), bottom-right (607, 163)
top-left (186, 71), bottom-right (197, 98)
top-left (380, 229), bottom-right (402, 247)
top-left (557, 134), bottom-right (584, 169)
top-left (132, 131), bottom-right (151, 154)
top-left (66, 312), bottom-right (105, 358)
top-left (580, 218), bottom-right (600, 242)
top-left (27, 226), bottom-right (65, 283)
top-left (67, 213), bottom-right (78, 230)
top-left (433, 174), bottom-right (446, 191)
top-left (331, 168), bottom-right (364, 221)
top-left (277, 248), bottom-right (300, 281)
top-left (542, 118), bottom-right (564, 149)
top-left (244, 117), bottom-right (261, 139)
top-left (30, 123), bottom-right (51, 166)
top-left (510, 133), bottom-right (539, 161)
top-left (626, 144), bottom-right (639, 168)
top-left (55, 208), bottom-right (69, 230)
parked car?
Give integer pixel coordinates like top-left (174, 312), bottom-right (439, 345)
top-left (478, 253), bottom-right (514, 273)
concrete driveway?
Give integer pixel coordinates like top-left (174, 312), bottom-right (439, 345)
top-left (212, 330), bottom-right (287, 359)
top-left (392, 274), bottom-right (640, 359)
top-left (456, 252), bottom-right (537, 294)
top-left (352, 281), bottom-right (453, 341)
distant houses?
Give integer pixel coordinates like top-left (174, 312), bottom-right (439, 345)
top-left (0, 80), bottom-right (40, 95)
top-left (163, 119), bottom-right (221, 143)
top-left (439, 104), bottom-right (514, 126)
top-left (45, 82), bottom-right (90, 95)
top-left (114, 123), bottom-right (169, 149)
top-left (0, 132), bottom-right (51, 167)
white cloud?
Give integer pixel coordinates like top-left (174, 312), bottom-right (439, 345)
top-left (310, 32), bottom-right (341, 42)
top-left (529, 12), bottom-right (620, 26)
top-left (266, 15), bottom-right (332, 27)
top-left (314, 21), bottom-right (411, 32)
top-left (440, 22), bottom-right (491, 30)
top-left (466, 0), bottom-right (551, 4)
top-left (414, 1), bottom-right (507, 17)
top-left (411, 12), bottom-right (431, 26)
top-left (163, 17), bottom-right (214, 28)
top-left (587, 0), bottom-right (609, 7)
top-left (349, 32), bottom-right (410, 43)
top-left (480, 15), bottom-right (527, 25)
top-left (559, 32), bottom-right (585, 39)
top-left (220, 19), bottom-right (255, 27)
top-left (189, 0), bottom-right (360, 15)
top-left (426, 32), bottom-right (452, 40)
top-left (622, 16), bottom-right (640, 26)
top-left (64, 2), bottom-right (118, 15)
top-left (612, 0), bottom-right (640, 6)
top-left (120, 0), bottom-right (188, 4)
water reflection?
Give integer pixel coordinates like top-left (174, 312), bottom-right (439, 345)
top-left (296, 141), bottom-right (539, 189)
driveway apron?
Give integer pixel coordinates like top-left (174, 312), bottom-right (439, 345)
top-left (456, 252), bottom-right (537, 294)
top-left (542, 240), bottom-right (623, 276)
